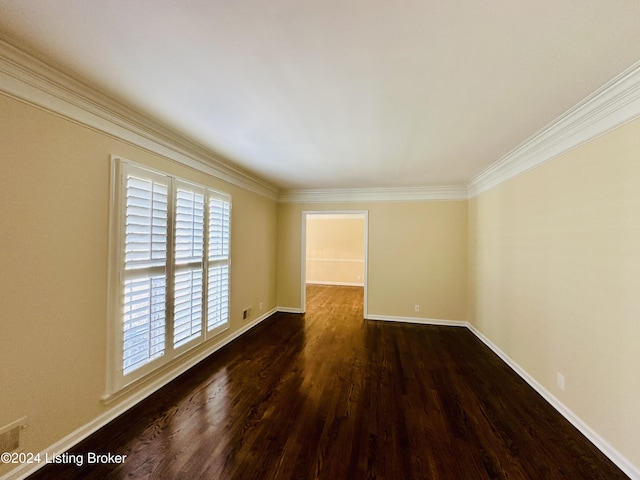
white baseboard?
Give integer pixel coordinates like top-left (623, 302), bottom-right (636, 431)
top-left (277, 306), bottom-right (305, 314)
top-left (365, 313), bottom-right (467, 327)
top-left (1, 308), bottom-right (277, 480)
top-left (305, 281), bottom-right (365, 287)
top-left (467, 324), bottom-right (640, 480)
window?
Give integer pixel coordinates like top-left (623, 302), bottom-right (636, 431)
top-left (108, 157), bottom-right (231, 392)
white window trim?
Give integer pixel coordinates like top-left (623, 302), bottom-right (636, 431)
top-left (106, 155), bottom-right (231, 396)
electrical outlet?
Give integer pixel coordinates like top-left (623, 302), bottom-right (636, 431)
top-left (242, 307), bottom-right (251, 320)
top-left (557, 373), bottom-right (565, 391)
top-left (414, 305), bottom-right (420, 312)
top-left (259, 302), bottom-right (263, 311)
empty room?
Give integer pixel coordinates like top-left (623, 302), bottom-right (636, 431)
top-left (1, 2), bottom-right (639, 479)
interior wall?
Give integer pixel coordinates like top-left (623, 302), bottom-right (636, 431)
top-left (468, 117), bottom-right (640, 470)
top-left (278, 201), bottom-right (468, 321)
top-left (305, 215), bottom-right (365, 286)
top-left (0, 93), bottom-right (278, 477)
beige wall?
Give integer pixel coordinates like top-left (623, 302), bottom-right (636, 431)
top-left (0, 94), bottom-right (278, 476)
top-left (305, 215), bottom-right (365, 285)
top-left (278, 201), bottom-right (468, 320)
top-left (468, 117), bottom-right (640, 468)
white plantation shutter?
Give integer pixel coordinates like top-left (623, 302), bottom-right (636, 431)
top-left (123, 275), bottom-right (166, 374)
top-left (175, 187), bottom-right (204, 262)
top-left (173, 269), bottom-right (203, 347)
top-left (207, 264), bottom-right (229, 331)
top-left (208, 196), bottom-right (230, 258)
top-left (111, 157), bottom-right (231, 392)
top-left (173, 183), bottom-right (205, 348)
top-left (124, 175), bottom-right (168, 265)
top-left (207, 195), bottom-right (230, 332)
top-left (122, 167), bottom-right (169, 375)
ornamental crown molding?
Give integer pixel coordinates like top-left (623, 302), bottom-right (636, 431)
top-left (279, 185), bottom-right (468, 203)
top-left (0, 39), bottom-right (279, 201)
top-left (280, 59), bottom-right (640, 203)
top-left (4, 38), bottom-right (639, 203)
top-left (467, 59), bottom-right (640, 197)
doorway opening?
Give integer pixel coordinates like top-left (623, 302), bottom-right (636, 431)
top-left (301, 211), bottom-right (368, 316)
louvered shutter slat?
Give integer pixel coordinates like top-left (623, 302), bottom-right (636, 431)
top-left (173, 269), bottom-right (203, 348)
top-left (173, 186), bottom-right (205, 348)
top-left (121, 169), bottom-right (169, 376)
top-left (122, 275), bottom-right (166, 375)
top-left (175, 188), bottom-right (204, 263)
top-left (207, 194), bottom-right (230, 332)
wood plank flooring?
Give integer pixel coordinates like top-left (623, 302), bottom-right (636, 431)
top-left (28, 285), bottom-right (628, 479)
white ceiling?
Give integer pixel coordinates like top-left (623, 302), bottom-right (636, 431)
top-left (1, 1), bottom-right (640, 190)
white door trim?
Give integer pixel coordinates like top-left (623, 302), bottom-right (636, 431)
top-left (301, 210), bottom-right (369, 317)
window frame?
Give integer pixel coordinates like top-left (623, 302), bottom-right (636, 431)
top-left (106, 155), bottom-right (231, 396)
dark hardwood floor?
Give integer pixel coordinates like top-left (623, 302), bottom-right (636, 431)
top-left (28, 285), bottom-right (627, 479)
